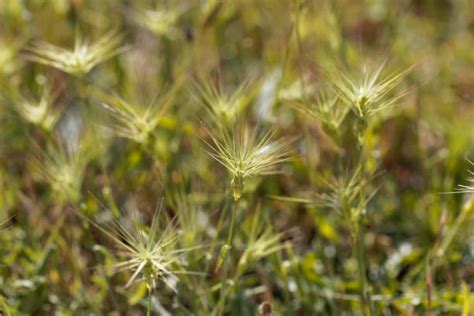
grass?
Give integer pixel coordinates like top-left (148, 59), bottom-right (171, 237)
top-left (0, 0), bottom-right (473, 315)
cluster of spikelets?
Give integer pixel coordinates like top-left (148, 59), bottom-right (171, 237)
top-left (3, 12), bottom-right (471, 314)
top-left (456, 160), bottom-right (474, 194)
top-left (326, 61), bottom-right (414, 118)
top-left (194, 78), bottom-right (257, 127)
top-left (204, 126), bottom-right (293, 201)
top-left (25, 31), bottom-right (125, 78)
top-left (11, 86), bottom-right (63, 132)
top-left (85, 204), bottom-right (201, 293)
top-left (18, 27), bottom-right (417, 297)
top-left (15, 27), bottom-right (293, 303)
top-left (21, 30), bottom-right (198, 296)
top-left (95, 88), bottom-right (176, 145)
top-left (134, 7), bottom-right (184, 38)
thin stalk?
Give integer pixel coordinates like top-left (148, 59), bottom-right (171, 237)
top-left (215, 200), bottom-right (239, 316)
top-left (353, 216), bottom-right (375, 316)
top-left (350, 117), bottom-right (375, 316)
top-left (147, 288), bottom-right (153, 316)
top-left (226, 204), bottom-right (237, 246)
top-left (292, 0), bottom-right (306, 99)
top-left (436, 196), bottom-right (474, 257)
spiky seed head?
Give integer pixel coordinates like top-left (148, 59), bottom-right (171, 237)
top-left (456, 160), bottom-right (474, 194)
top-left (295, 86), bottom-right (349, 137)
top-left (134, 8), bottom-right (183, 38)
top-left (327, 60), bottom-right (413, 117)
top-left (25, 31), bottom-right (125, 78)
top-left (313, 167), bottom-right (379, 228)
top-left (205, 125), bottom-right (292, 201)
top-left (238, 215), bottom-right (283, 270)
top-left (90, 206), bottom-right (199, 292)
top-left (96, 88), bottom-right (175, 145)
top-left (13, 86), bottom-right (63, 131)
top-left (169, 191), bottom-right (211, 248)
top-left (194, 78), bottom-right (255, 127)
top-left (33, 139), bottom-right (92, 204)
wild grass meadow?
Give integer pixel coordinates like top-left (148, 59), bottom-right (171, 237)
top-left (0, 0), bottom-right (473, 315)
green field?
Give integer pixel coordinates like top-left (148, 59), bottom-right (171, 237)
top-left (0, 0), bottom-right (473, 315)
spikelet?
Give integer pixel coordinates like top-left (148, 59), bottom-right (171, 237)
top-left (33, 140), bottom-right (89, 204)
top-left (456, 160), bottom-right (474, 194)
top-left (316, 167), bottom-right (377, 214)
top-left (88, 204), bottom-right (200, 292)
top-left (13, 85), bottom-right (63, 131)
top-left (96, 88), bottom-right (176, 145)
top-left (134, 7), bottom-right (184, 38)
top-left (295, 86), bottom-right (349, 136)
top-left (238, 213), bottom-right (283, 270)
top-left (25, 31), bottom-right (125, 78)
top-left (327, 60), bottom-right (413, 117)
top-left (204, 125), bottom-right (292, 201)
top-left (194, 78), bottom-right (256, 127)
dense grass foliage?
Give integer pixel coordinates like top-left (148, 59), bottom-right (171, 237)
top-left (0, 1), bottom-right (473, 315)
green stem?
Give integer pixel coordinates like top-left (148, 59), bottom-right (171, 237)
top-left (215, 200), bottom-right (239, 316)
top-left (147, 288), bottom-right (152, 316)
top-left (292, 0), bottom-right (306, 99)
top-left (437, 196), bottom-right (474, 257)
top-left (226, 204), bottom-right (237, 246)
top-left (353, 216), bottom-right (374, 316)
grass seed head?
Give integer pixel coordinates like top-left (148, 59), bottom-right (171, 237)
top-left (33, 141), bottom-right (89, 204)
top-left (238, 214), bottom-right (283, 270)
top-left (315, 167), bottom-right (378, 226)
top-left (91, 205), bottom-right (198, 292)
top-left (13, 85), bottom-right (63, 132)
top-left (205, 125), bottom-right (292, 201)
top-left (296, 86), bottom-right (349, 137)
top-left (96, 88), bottom-right (175, 145)
top-left (328, 60), bottom-right (413, 118)
top-left (134, 7), bottom-right (184, 38)
top-left (25, 31), bottom-right (125, 78)
top-left (456, 160), bottom-right (474, 194)
top-left (194, 78), bottom-right (255, 127)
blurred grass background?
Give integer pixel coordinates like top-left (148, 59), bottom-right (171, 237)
top-left (0, 0), bottom-right (473, 315)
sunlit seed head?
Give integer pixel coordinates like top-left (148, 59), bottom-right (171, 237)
top-left (94, 87), bottom-right (176, 145)
top-left (295, 86), bottom-right (349, 137)
top-left (135, 8), bottom-right (183, 38)
top-left (13, 86), bottom-right (63, 131)
top-left (456, 160), bottom-right (474, 194)
top-left (193, 78), bottom-right (256, 127)
top-left (33, 141), bottom-right (89, 204)
top-left (88, 204), bottom-right (200, 292)
top-left (313, 167), bottom-right (378, 224)
top-left (25, 31), bottom-right (125, 77)
top-left (238, 214), bottom-right (283, 270)
top-left (328, 60), bottom-right (413, 117)
top-left (205, 125), bottom-right (292, 201)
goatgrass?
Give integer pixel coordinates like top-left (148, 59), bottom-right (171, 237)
top-left (0, 1), bottom-right (473, 315)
